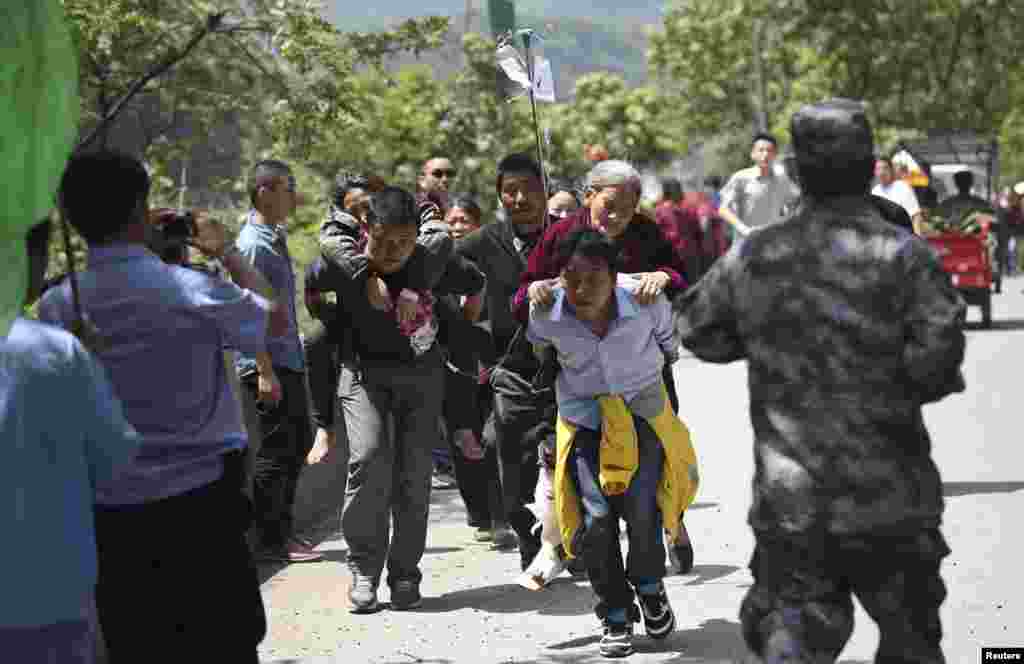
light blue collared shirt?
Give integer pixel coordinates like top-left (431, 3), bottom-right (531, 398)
top-left (39, 243), bottom-right (270, 505)
top-left (234, 216), bottom-right (305, 374)
top-left (0, 318), bottom-right (139, 627)
top-left (527, 276), bottom-right (677, 430)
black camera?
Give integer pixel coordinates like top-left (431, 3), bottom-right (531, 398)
top-left (148, 208), bottom-right (198, 264)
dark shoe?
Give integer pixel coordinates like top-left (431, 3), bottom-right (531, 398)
top-left (600, 621), bottom-right (635, 658)
top-left (348, 573), bottom-right (380, 614)
top-left (637, 581), bottom-right (676, 640)
top-left (491, 526), bottom-right (517, 550)
top-left (668, 540), bottom-right (694, 575)
top-left (389, 579), bottom-right (422, 611)
top-left (566, 555), bottom-right (588, 579)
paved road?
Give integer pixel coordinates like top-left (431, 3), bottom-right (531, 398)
top-left (258, 277), bottom-right (1024, 664)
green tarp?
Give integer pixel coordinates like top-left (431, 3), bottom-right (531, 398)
top-left (0, 0), bottom-right (79, 335)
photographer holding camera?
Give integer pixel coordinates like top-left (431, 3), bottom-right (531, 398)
top-left (39, 149), bottom-right (285, 664)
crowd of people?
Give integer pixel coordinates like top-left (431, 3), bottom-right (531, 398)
top-left (3, 97), bottom-right (971, 664)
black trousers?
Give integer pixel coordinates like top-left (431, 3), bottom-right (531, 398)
top-left (490, 366), bottom-right (556, 564)
top-left (572, 418), bottom-right (666, 618)
top-left (94, 470), bottom-right (266, 663)
top-left (244, 368), bottom-right (314, 548)
top-left (443, 362), bottom-right (503, 528)
top-left (740, 528), bottom-right (949, 664)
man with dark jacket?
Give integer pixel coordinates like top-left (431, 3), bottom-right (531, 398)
top-left (677, 99), bottom-right (965, 663)
top-left (323, 187), bottom-right (484, 614)
top-left (455, 153), bottom-right (554, 570)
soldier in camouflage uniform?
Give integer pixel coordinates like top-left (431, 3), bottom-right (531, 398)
top-left (676, 99), bottom-right (966, 664)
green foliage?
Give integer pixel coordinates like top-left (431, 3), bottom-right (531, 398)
top-left (650, 0), bottom-right (1024, 161)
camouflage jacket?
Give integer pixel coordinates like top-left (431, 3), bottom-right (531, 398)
top-left (676, 195), bottom-right (966, 536)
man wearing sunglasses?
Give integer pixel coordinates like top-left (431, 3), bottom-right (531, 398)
top-left (418, 157), bottom-right (458, 221)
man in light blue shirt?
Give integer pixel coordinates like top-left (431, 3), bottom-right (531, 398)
top-left (1, 220), bottom-right (140, 664)
top-left (234, 159), bottom-right (324, 563)
top-left (39, 150), bottom-right (281, 664)
top-left (527, 228), bottom-right (679, 658)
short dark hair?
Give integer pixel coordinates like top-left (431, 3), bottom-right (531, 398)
top-left (953, 170), bottom-right (974, 192)
top-left (876, 155), bottom-right (894, 168)
top-left (661, 177), bottom-right (683, 202)
top-left (330, 170), bottom-right (371, 209)
top-left (448, 195), bottom-right (482, 223)
top-left (556, 228), bottom-right (621, 274)
top-left (367, 186), bottom-right (418, 228)
top-left (751, 132), bottom-right (778, 148)
top-left (548, 177), bottom-right (582, 205)
top-left (59, 150), bottom-right (150, 245)
top-left (705, 175), bottom-right (724, 190)
top-left (496, 153), bottom-right (543, 192)
top-left (248, 159), bottom-right (292, 207)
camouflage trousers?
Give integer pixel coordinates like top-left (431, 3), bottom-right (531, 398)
top-left (740, 528), bottom-right (949, 664)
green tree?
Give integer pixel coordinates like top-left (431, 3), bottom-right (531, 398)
top-left (650, 0), bottom-right (1024, 149)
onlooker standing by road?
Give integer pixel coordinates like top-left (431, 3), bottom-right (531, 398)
top-left (41, 150), bottom-right (280, 663)
top-left (872, 156), bottom-right (924, 233)
top-left (936, 170), bottom-right (992, 222)
top-left (236, 160), bottom-right (324, 564)
top-left (996, 185), bottom-right (1024, 278)
top-left (718, 133), bottom-right (801, 235)
top-left (678, 99), bottom-right (964, 663)
top-left (1, 220), bottom-right (140, 664)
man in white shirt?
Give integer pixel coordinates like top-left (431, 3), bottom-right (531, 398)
top-left (719, 133), bottom-right (802, 235)
top-left (872, 157), bottom-right (923, 232)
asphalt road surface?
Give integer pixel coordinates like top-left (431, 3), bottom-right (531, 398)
top-left (258, 277), bottom-right (1024, 664)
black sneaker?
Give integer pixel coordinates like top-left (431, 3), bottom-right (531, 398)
top-left (348, 573), bottom-right (380, 614)
top-left (389, 579), bottom-right (422, 610)
top-left (668, 538), bottom-right (694, 575)
top-left (637, 582), bottom-right (676, 640)
top-left (599, 621), bottom-right (634, 658)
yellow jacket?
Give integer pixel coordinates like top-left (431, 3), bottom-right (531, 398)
top-left (553, 385), bottom-right (699, 559)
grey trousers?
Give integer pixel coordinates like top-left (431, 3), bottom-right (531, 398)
top-left (340, 348), bottom-right (444, 587)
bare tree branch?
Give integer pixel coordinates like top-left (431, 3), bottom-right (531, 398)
top-left (77, 11), bottom-right (237, 151)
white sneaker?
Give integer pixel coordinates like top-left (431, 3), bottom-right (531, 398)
top-left (517, 543), bottom-right (566, 590)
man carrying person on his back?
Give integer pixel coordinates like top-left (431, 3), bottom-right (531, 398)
top-left (528, 228), bottom-right (698, 658)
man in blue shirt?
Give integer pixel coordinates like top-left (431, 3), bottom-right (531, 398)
top-left (1, 219), bottom-right (140, 664)
top-left (235, 159), bottom-right (324, 563)
top-left (40, 150), bottom-right (281, 664)
top-left (528, 228), bottom-right (684, 658)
